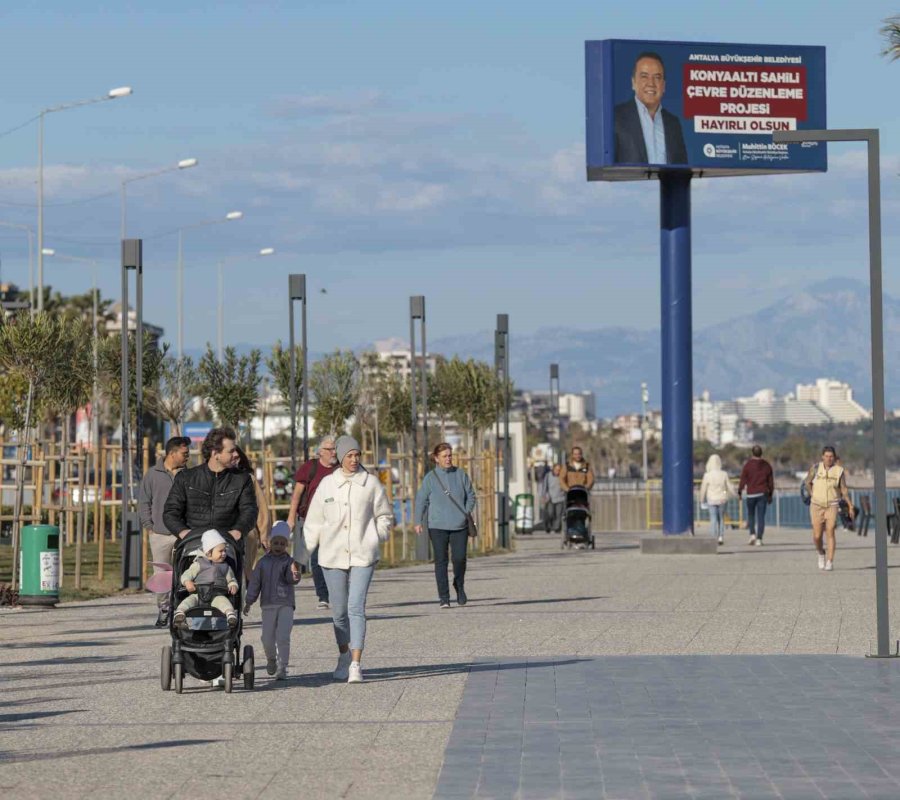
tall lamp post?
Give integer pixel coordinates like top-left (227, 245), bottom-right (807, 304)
top-left (0, 222), bottom-right (34, 312)
top-left (774, 127), bottom-right (893, 659)
top-left (217, 247), bottom-right (275, 360)
top-left (37, 86), bottom-right (132, 311)
top-left (175, 210), bottom-right (243, 358)
top-left (549, 364), bottom-right (560, 465)
top-left (410, 296), bottom-right (428, 560)
top-left (641, 382), bottom-right (649, 482)
top-left (288, 274), bottom-right (307, 473)
top-left (495, 314), bottom-right (509, 548)
top-left (121, 157), bottom-right (198, 239)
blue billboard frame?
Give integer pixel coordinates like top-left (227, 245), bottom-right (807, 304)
top-left (586, 39), bottom-right (827, 181)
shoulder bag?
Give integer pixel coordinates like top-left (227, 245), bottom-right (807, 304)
top-left (432, 469), bottom-right (478, 539)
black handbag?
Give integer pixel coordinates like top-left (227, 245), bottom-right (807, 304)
top-left (432, 469), bottom-right (478, 539)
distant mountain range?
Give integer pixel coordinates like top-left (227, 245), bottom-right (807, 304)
top-left (428, 279), bottom-right (895, 417)
top-left (193, 280), bottom-right (895, 419)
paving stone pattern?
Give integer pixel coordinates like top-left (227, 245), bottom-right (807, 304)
top-left (435, 655), bottom-right (900, 800)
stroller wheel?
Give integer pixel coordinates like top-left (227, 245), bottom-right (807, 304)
top-left (173, 662), bottom-right (184, 695)
top-left (242, 645), bottom-right (255, 690)
top-left (223, 661), bottom-right (234, 693)
top-left (160, 646), bottom-right (172, 691)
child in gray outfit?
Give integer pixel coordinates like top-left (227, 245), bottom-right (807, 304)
top-left (173, 529), bottom-right (239, 628)
top-left (244, 520), bottom-right (301, 679)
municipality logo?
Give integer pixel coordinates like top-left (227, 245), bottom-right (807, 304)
top-left (702, 143), bottom-right (716, 158)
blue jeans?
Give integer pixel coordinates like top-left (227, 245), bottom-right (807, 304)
top-left (746, 495), bottom-right (768, 539)
top-left (708, 504), bottom-right (725, 537)
top-left (321, 564), bottom-right (376, 650)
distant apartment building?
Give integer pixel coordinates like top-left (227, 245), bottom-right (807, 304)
top-left (693, 378), bottom-right (870, 446)
top-left (370, 338), bottom-right (438, 380)
top-left (516, 389), bottom-right (597, 440)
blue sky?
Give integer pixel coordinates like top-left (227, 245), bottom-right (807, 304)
top-left (0, 0), bottom-right (897, 354)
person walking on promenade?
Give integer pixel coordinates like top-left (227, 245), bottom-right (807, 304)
top-left (287, 436), bottom-right (338, 609)
top-left (699, 453), bottom-right (736, 546)
top-left (232, 445), bottom-right (272, 573)
top-left (738, 445), bottom-right (775, 546)
top-left (244, 520), bottom-right (301, 680)
top-left (541, 463), bottom-right (566, 535)
top-left (163, 427), bottom-right (258, 546)
top-left (303, 435), bottom-right (393, 684)
top-left (804, 445), bottom-right (854, 572)
top-left (415, 443), bottom-right (477, 608)
top-left (139, 436), bottom-right (191, 627)
top-left (560, 446), bottom-right (595, 491)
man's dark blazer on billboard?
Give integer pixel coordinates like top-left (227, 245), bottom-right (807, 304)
top-left (614, 100), bottom-right (688, 165)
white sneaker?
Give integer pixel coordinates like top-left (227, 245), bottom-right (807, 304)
top-left (275, 666), bottom-right (287, 680)
top-left (209, 676), bottom-right (224, 688)
top-left (824, 560), bottom-right (834, 572)
top-left (333, 651), bottom-right (351, 681)
top-left (754, 539), bottom-right (763, 547)
top-left (818, 554), bottom-right (826, 570)
top-left (717, 536), bottom-right (723, 545)
top-left (748, 535), bottom-right (757, 545)
top-left (348, 662), bottom-right (363, 683)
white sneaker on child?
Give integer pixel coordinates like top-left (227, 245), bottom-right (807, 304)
top-left (275, 666), bottom-right (287, 680)
top-left (348, 662), bottom-right (363, 684)
top-left (333, 651), bottom-right (351, 681)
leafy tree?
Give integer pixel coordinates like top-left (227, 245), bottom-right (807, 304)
top-left (198, 345), bottom-right (262, 431)
top-left (97, 332), bottom-right (168, 421)
top-left (155, 355), bottom-right (199, 436)
top-left (265, 339), bottom-right (304, 418)
top-left (309, 350), bottom-right (360, 435)
top-left (376, 371), bottom-right (411, 449)
top-left (882, 15), bottom-right (900, 60)
top-left (436, 357), bottom-right (504, 451)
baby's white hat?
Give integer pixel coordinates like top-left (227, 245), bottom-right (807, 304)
top-left (201, 529), bottom-right (227, 554)
top-left (270, 520), bottom-right (291, 542)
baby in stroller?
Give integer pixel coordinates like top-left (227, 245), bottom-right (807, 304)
top-left (173, 529), bottom-right (239, 629)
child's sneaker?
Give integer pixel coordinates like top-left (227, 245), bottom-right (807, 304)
top-left (333, 651), bottom-right (351, 681)
top-left (275, 666), bottom-right (287, 680)
top-left (266, 658), bottom-right (277, 676)
top-left (226, 613), bottom-right (238, 628)
top-left (173, 611), bottom-right (187, 628)
top-left (348, 662), bottom-right (363, 683)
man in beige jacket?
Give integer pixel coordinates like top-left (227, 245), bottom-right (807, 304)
top-left (804, 446), bottom-right (853, 572)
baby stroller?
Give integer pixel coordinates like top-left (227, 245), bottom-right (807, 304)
top-left (160, 529), bottom-right (255, 694)
top-left (562, 486), bottom-right (595, 550)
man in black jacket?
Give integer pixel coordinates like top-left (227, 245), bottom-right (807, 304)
top-left (163, 427), bottom-right (258, 544)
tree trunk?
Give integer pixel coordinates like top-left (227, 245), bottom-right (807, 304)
top-left (10, 381), bottom-right (35, 591)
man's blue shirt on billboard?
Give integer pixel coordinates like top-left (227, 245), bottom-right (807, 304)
top-left (635, 96), bottom-right (667, 164)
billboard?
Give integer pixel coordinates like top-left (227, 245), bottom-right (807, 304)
top-left (586, 39), bottom-right (827, 180)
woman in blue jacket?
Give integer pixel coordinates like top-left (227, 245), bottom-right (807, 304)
top-left (415, 443), bottom-right (476, 608)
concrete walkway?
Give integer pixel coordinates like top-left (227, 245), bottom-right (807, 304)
top-left (4, 528), bottom-right (900, 799)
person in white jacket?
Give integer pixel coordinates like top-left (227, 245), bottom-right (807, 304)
top-left (699, 453), bottom-right (736, 545)
top-left (303, 435), bottom-right (393, 683)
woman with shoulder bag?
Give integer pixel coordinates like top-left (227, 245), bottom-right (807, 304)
top-left (415, 443), bottom-right (477, 609)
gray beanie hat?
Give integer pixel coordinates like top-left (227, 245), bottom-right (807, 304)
top-left (336, 435), bottom-right (361, 464)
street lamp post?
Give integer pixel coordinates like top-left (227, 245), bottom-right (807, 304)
top-left (496, 314), bottom-right (509, 548)
top-left (175, 211), bottom-right (243, 358)
top-left (288, 274), bottom-right (306, 474)
top-left (121, 157), bottom-right (198, 239)
top-left (37, 86), bottom-right (132, 312)
top-left (549, 364), bottom-right (560, 464)
top-left (410, 296), bottom-right (428, 560)
top-left (774, 127), bottom-right (893, 658)
top-left (217, 248), bottom-right (274, 360)
top-left (641, 382), bottom-right (649, 483)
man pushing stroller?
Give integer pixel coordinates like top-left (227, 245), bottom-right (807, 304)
top-left (173, 529), bottom-right (240, 628)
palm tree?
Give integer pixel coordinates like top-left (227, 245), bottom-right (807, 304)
top-left (881, 15), bottom-right (900, 60)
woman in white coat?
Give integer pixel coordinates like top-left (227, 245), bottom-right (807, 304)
top-left (303, 435), bottom-right (393, 683)
top-left (699, 453), bottom-right (736, 545)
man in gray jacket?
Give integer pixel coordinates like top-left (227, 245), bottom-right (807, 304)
top-left (139, 436), bottom-right (191, 626)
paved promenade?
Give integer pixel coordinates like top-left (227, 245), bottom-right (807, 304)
top-left (5, 528), bottom-right (900, 799)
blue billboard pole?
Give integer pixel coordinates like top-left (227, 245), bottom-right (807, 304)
top-left (660, 173), bottom-right (693, 535)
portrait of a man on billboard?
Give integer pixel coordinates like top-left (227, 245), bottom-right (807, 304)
top-left (614, 51), bottom-right (688, 165)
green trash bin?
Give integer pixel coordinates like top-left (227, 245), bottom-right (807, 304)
top-left (19, 524), bottom-right (60, 607)
top-left (514, 494), bottom-right (534, 534)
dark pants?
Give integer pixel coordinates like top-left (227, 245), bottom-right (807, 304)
top-left (429, 528), bottom-right (468, 602)
top-left (548, 501), bottom-right (564, 533)
top-left (746, 495), bottom-right (768, 539)
top-left (311, 546), bottom-right (329, 602)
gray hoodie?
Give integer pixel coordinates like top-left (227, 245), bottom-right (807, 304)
top-left (245, 552), bottom-right (301, 609)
